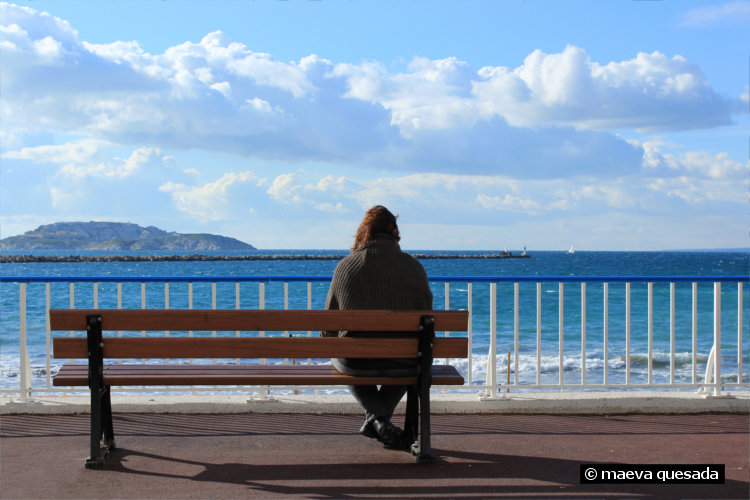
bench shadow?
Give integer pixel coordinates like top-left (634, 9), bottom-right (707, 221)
top-left (3, 412), bottom-right (748, 438)
top-left (102, 446), bottom-right (749, 500)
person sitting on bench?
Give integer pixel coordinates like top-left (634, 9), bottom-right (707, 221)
top-left (321, 205), bottom-right (433, 449)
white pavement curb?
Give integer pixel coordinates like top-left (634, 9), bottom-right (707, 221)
top-left (2, 391), bottom-right (748, 415)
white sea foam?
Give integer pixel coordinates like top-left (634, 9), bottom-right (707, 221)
top-left (1, 350), bottom-right (746, 391)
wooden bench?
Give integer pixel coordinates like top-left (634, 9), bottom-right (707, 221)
top-left (50, 309), bottom-right (469, 468)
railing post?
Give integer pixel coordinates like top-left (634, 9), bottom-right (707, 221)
top-left (444, 282), bottom-right (450, 374)
top-left (212, 282), bottom-right (217, 365)
top-left (479, 282), bottom-right (505, 400)
top-left (513, 282), bottom-right (519, 386)
top-left (69, 283), bottom-right (75, 366)
top-left (45, 283), bottom-right (51, 390)
top-left (581, 282), bottom-right (586, 386)
top-left (165, 283), bottom-right (170, 365)
top-left (490, 282), bottom-right (497, 396)
top-left (307, 281), bottom-right (313, 367)
top-left (141, 283), bottom-right (146, 366)
top-left (467, 282), bottom-right (473, 387)
top-left (18, 283), bottom-right (31, 402)
top-left (693, 282), bottom-right (698, 384)
top-left (626, 282), bottom-right (631, 386)
top-left (117, 283), bottom-right (123, 365)
top-left (648, 282), bottom-right (653, 385)
top-left (603, 282), bottom-right (608, 386)
top-left (669, 282), bottom-right (675, 385)
top-left (188, 283), bottom-right (193, 367)
top-left (559, 282), bottom-right (564, 388)
top-left (536, 282), bottom-right (541, 386)
top-left (284, 282), bottom-right (289, 365)
top-left (739, 282), bottom-right (743, 386)
top-left (713, 282), bottom-right (722, 396)
top-left (236, 282), bottom-right (241, 366)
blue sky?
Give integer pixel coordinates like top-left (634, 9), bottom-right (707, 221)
top-left (1, 0), bottom-right (748, 250)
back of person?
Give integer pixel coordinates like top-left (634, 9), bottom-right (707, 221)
top-left (322, 205), bottom-right (433, 450)
top-left (325, 237), bottom-right (432, 320)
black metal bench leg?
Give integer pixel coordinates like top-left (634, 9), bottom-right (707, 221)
top-left (403, 386), bottom-right (419, 452)
top-left (416, 378), bottom-right (436, 465)
top-left (414, 315), bottom-right (436, 466)
top-left (85, 314), bottom-right (114, 470)
top-left (101, 386), bottom-right (115, 449)
top-left (86, 385), bottom-right (104, 469)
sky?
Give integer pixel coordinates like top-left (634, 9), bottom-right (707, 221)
top-left (1, 0), bottom-right (748, 251)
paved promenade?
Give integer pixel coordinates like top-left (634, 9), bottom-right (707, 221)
top-left (2, 412), bottom-right (747, 499)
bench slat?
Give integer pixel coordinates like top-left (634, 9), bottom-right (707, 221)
top-left (52, 364), bottom-right (465, 387)
top-left (49, 309), bottom-right (469, 333)
top-left (53, 337), bottom-right (468, 360)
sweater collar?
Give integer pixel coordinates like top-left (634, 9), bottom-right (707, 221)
top-left (355, 238), bottom-right (400, 252)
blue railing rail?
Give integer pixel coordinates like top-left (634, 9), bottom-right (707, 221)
top-left (2, 275), bottom-right (748, 283)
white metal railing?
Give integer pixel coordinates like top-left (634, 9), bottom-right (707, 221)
top-left (1, 276), bottom-right (748, 401)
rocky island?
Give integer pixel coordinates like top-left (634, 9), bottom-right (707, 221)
top-left (0, 221), bottom-right (255, 251)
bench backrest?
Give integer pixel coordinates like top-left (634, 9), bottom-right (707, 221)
top-left (51, 309), bottom-right (469, 360)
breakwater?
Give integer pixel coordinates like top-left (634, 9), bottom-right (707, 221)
top-left (0, 253), bottom-right (530, 263)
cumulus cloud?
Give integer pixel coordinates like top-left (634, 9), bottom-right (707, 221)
top-left (637, 137), bottom-right (749, 180)
top-left (1, 3), bottom-right (741, 179)
top-left (159, 171), bottom-right (259, 220)
top-left (267, 173), bottom-right (303, 203)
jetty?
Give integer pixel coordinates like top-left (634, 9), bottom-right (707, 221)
top-left (0, 253), bottom-right (531, 263)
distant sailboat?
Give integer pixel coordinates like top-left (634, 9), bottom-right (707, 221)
top-left (501, 242), bottom-right (515, 256)
top-left (567, 245), bottom-right (575, 254)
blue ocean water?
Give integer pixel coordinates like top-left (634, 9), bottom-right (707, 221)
top-left (1, 250), bottom-right (748, 392)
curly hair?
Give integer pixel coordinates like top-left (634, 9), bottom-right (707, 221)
top-left (352, 205), bottom-right (400, 251)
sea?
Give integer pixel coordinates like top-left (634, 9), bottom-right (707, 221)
top-left (1, 249), bottom-right (748, 393)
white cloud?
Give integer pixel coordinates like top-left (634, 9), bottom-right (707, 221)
top-left (1, 140), bottom-right (173, 179)
top-left (305, 175), bottom-right (359, 193)
top-left (49, 185), bottom-right (84, 208)
top-left (210, 81), bottom-right (232, 99)
top-left (476, 194), bottom-right (541, 213)
top-left (58, 147), bottom-right (163, 179)
top-left (267, 173), bottom-right (302, 202)
top-left (315, 202), bottom-right (349, 213)
top-left (1, 139), bottom-right (118, 164)
top-left (184, 168), bottom-right (200, 176)
top-left (1, 3), bottom-right (739, 179)
top-left (679, 1), bottom-right (750, 27)
top-left (639, 139), bottom-right (749, 180)
top-left (162, 155), bottom-right (179, 169)
top-left (159, 171), bottom-right (259, 220)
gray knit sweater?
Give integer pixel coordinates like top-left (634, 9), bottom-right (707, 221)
top-left (322, 236), bottom-right (433, 374)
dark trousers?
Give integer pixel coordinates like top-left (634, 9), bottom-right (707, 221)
top-left (348, 385), bottom-right (408, 423)
top-left (333, 358), bottom-right (416, 423)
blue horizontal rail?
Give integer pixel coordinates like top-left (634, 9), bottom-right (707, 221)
top-left (1, 275), bottom-right (748, 283)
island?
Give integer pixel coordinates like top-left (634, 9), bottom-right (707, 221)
top-left (0, 221), bottom-right (256, 251)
